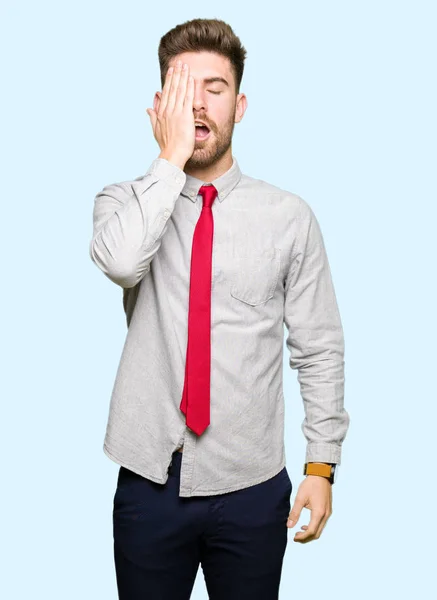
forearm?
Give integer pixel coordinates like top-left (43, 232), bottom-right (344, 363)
top-left (298, 341), bottom-right (348, 465)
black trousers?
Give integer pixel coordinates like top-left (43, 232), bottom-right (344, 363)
top-left (113, 450), bottom-right (292, 599)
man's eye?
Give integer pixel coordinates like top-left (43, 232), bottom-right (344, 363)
top-left (208, 90), bottom-right (222, 95)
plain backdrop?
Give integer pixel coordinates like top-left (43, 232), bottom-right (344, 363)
top-left (1, 0), bottom-right (436, 598)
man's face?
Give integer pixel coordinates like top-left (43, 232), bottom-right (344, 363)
top-left (164, 51), bottom-right (246, 170)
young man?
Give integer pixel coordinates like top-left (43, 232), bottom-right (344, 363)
top-left (89, 17), bottom-right (350, 600)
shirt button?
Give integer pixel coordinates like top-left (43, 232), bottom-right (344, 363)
top-left (163, 209), bottom-right (170, 218)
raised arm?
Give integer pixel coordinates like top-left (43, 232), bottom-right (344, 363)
top-left (89, 59), bottom-right (197, 289)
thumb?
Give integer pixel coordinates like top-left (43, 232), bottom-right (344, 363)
top-left (287, 500), bottom-right (303, 527)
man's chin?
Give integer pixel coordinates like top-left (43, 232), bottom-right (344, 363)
top-left (188, 144), bottom-right (213, 161)
top-left (186, 154), bottom-right (213, 170)
top-left (194, 138), bottom-right (210, 148)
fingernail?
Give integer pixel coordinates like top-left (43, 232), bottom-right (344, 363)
top-left (288, 519), bottom-right (294, 527)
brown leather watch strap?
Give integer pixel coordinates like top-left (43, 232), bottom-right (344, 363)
top-left (305, 462), bottom-right (332, 478)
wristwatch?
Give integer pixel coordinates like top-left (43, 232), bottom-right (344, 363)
top-left (303, 462), bottom-right (337, 484)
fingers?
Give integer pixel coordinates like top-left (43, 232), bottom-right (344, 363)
top-left (158, 66), bottom-right (174, 117)
top-left (184, 72), bottom-right (194, 110)
top-left (166, 60), bottom-right (184, 114)
top-left (175, 62), bottom-right (189, 108)
top-left (148, 59), bottom-right (194, 160)
top-left (158, 60), bottom-right (191, 119)
top-left (294, 510), bottom-right (325, 543)
top-left (288, 498), bottom-right (304, 528)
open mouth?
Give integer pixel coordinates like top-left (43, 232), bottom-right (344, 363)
top-left (195, 122), bottom-right (211, 141)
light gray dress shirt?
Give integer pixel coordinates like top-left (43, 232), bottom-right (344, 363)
top-left (89, 155), bottom-right (350, 497)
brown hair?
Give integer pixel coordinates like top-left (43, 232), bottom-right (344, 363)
top-left (158, 18), bottom-right (247, 94)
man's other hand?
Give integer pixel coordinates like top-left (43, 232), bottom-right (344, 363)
top-left (286, 475), bottom-right (333, 543)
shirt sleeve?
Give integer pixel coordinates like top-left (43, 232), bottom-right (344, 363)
top-left (283, 196), bottom-right (350, 465)
top-left (89, 158), bottom-right (186, 288)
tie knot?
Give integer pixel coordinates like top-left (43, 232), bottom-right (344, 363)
top-left (199, 185), bottom-right (218, 208)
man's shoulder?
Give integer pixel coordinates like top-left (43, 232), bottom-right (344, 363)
top-left (238, 172), bottom-right (311, 214)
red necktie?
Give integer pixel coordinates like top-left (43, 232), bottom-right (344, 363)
top-left (180, 184), bottom-right (218, 435)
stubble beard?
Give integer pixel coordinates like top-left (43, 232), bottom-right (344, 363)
top-left (185, 111), bottom-right (236, 170)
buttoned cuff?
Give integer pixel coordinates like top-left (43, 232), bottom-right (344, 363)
top-left (146, 157), bottom-right (186, 187)
top-left (305, 443), bottom-right (342, 465)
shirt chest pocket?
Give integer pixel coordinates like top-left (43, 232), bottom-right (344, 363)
top-left (228, 248), bottom-right (281, 306)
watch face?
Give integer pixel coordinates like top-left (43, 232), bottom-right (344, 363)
top-left (333, 464), bottom-right (338, 483)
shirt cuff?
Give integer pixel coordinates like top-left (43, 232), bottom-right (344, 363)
top-left (305, 443), bottom-right (342, 465)
top-left (146, 157), bottom-right (186, 187)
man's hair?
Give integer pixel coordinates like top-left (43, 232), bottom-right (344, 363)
top-left (158, 18), bottom-right (247, 94)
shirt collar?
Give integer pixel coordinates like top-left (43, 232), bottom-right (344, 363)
top-left (180, 155), bottom-right (242, 203)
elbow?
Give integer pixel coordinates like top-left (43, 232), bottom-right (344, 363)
top-left (89, 239), bottom-right (141, 288)
top-left (105, 267), bottom-right (140, 289)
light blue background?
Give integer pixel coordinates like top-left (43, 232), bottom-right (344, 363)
top-left (2, 0), bottom-right (436, 598)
